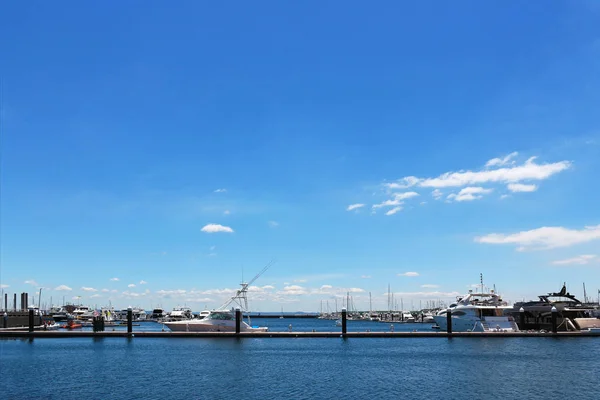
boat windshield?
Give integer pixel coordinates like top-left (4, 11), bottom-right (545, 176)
top-left (207, 312), bottom-right (234, 320)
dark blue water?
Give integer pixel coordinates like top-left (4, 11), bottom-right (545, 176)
top-left (1, 320), bottom-right (599, 400)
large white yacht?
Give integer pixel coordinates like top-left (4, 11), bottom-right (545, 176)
top-left (163, 310), bottom-right (268, 332)
top-left (72, 306), bottom-right (95, 320)
top-left (433, 290), bottom-right (518, 332)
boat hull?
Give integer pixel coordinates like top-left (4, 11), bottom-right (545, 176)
top-left (163, 320), bottom-right (268, 333)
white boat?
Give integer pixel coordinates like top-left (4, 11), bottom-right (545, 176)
top-left (198, 310), bottom-right (211, 319)
top-left (163, 310), bottom-right (268, 332)
top-left (164, 261), bottom-right (273, 333)
top-left (402, 312), bottom-right (415, 323)
top-left (167, 307), bottom-right (193, 321)
top-left (50, 306), bottom-right (72, 322)
top-left (72, 306), bottom-right (95, 320)
top-left (422, 313), bottom-right (435, 323)
top-left (433, 290), bottom-right (518, 332)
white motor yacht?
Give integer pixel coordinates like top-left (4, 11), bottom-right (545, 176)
top-left (163, 310), bottom-right (268, 332)
top-left (50, 306), bottom-right (72, 322)
top-left (72, 306), bottom-right (95, 320)
top-left (433, 290), bottom-right (518, 332)
top-left (167, 307), bottom-right (193, 321)
top-left (402, 312), bottom-right (415, 323)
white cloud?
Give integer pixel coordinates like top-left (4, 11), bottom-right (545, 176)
top-left (268, 221), bottom-right (279, 228)
top-left (385, 206), bottom-right (402, 215)
top-left (293, 279), bottom-right (307, 283)
top-left (101, 288), bottom-right (110, 293)
top-left (25, 280), bottom-right (39, 286)
top-left (90, 294), bottom-right (102, 298)
top-left (261, 285), bottom-right (275, 290)
top-left (348, 288), bottom-right (365, 293)
top-left (432, 189), bottom-right (443, 200)
top-left (54, 285), bottom-right (72, 291)
top-left (0, 284), bottom-right (9, 289)
top-left (552, 255), bottom-right (598, 265)
top-left (81, 287), bottom-right (98, 292)
top-left (281, 285), bottom-right (308, 295)
top-left (201, 223), bottom-right (234, 233)
top-left (320, 285), bottom-right (333, 290)
top-left (373, 192), bottom-right (419, 209)
top-left (421, 284), bottom-right (440, 288)
top-left (500, 194), bottom-right (510, 200)
top-left (214, 188), bottom-right (227, 193)
top-left (475, 224), bottom-right (600, 251)
top-left (447, 187), bottom-right (493, 202)
top-left (389, 156), bottom-right (569, 189)
top-left (398, 272), bottom-right (419, 277)
top-left (419, 157), bottom-right (570, 188)
top-left (393, 291), bottom-right (461, 298)
top-left (346, 203), bottom-right (365, 211)
top-left (485, 152), bottom-right (519, 167)
top-left (361, 275), bottom-right (371, 279)
top-left (110, 277), bottom-right (119, 281)
top-left (128, 284), bottom-right (136, 288)
top-left (507, 183), bottom-right (537, 192)
top-left (223, 210), bottom-right (230, 215)
top-left (139, 280), bottom-right (147, 285)
top-left (384, 177), bottom-right (421, 189)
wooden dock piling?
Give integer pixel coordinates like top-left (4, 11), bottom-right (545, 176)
top-left (341, 308), bottom-right (347, 336)
top-left (446, 308), bottom-right (452, 337)
top-left (235, 308), bottom-right (241, 335)
top-left (28, 308), bottom-right (34, 332)
top-left (127, 307), bottom-right (133, 334)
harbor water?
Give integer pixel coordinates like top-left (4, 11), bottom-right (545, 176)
top-left (1, 320), bottom-right (599, 400)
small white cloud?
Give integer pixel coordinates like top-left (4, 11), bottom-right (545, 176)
top-left (54, 285), bottom-right (72, 291)
top-left (282, 285), bottom-right (308, 295)
top-left (346, 203), bottom-right (365, 211)
top-left (0, 284), bottom-right (9, 289)
top-left (101, 289), bottom-right (110, 293)
top-left (128, 284), bottom-right (136, 288)
top-left (384, 177), bottom-right (421, 189)
top-left (432, 189), bottom-right (443, 200)
top-left (500, 194), bottom-right (510, 200)
top-left (320, 285), bottom-right (333, 289)
top-left (90, 294), bottom-right (102, 298)
top-left (111, 289), bottom-right (118, 293)
top-left (81, 287), bottom-right (98, 292)
top-left (201, 223), bottom-right (234, 233)
top-left (268, 221), bottom-right (279, 228)
top-left (110, 277), bottom-right (119, 281)
top-left (223, 210), bottom-right (230, 215)
top-left (385, 206), bottom-right (402, 215)
top-left (398, 272), bottom-right (419, 277)
top-left (139, 280), bottom-right (147, 285)
top-left (447, 187), bottom-right (493, 202)
top-left (552, 255), bottom-right (598, 265)
top-left (293, 279), bottom-right (307, 283)
top-left (262, 285), bottom-right (275, 290)
top-left (485, 152), bottom-right (519, 167)
top-left (25, 280), bottom-right (39, 286)
top-left (420, 201), bottom-right (427, 206)
top-left (421, 284), bottom-right (440, 288)
top-left (214, 188), bottom-right (227, 193)
top-left (361, 275), bottom-right (371, 279)
top-left (507, 183), bottom-right (538, 192)
top-left (476, 224), bottom-right (600, 251)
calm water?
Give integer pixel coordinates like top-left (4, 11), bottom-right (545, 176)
top-left (1, 320), bottom-right (599, 400)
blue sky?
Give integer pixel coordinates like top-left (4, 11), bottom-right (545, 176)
top-left (1, 1), bottom-right (599, 311)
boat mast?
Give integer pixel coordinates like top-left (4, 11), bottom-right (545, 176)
top-left (583, 283), bottom-right (588, 303)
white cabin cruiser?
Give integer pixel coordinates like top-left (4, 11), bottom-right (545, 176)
top-left (163, 310), bottom-right (268, 332)
top-left (433, 290), bottom-right (518, 332)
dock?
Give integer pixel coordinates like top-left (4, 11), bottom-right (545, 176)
top-left (0, 330), bottom-right (598, 339)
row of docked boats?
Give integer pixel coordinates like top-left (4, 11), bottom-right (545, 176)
top-left (432, 283), bottom-right (600, 333)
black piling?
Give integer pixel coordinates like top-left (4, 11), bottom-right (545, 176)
top-left (3, 312), bottom-right (7, 329)
top-left (13, 293), bottom-right (17, 311)
top-left (127, 307), bottom-right (133, 334)
top-left (551, 306), bottom-right (558, 334)
top-left (446, 308), bottom-right (452, 337)
top-left (3, 293), bottom-right (7, 311)
top-left (235, 308), bottom-right (241, 335)
top-left (28, 308), bottom-right (34, 332)
top-left (24, 293), bottom-right (29, 310)
top-left (519, 307), bottom-right (526, 330)
top-left (341, 308), bottom-right (347, 336)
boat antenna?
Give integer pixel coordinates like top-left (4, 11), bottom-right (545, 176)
top-left (583, 282), bottom-right (587, 303)
top-left (480, 273), bottom-right (484, 293)
top-left (219, 259), bottom-right (276, 317)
